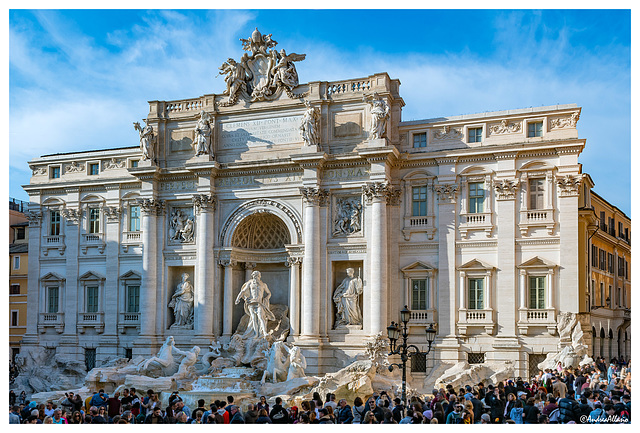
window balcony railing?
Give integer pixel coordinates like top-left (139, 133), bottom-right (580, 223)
top-left (459, 212), bottom-right (494, 238)
top-left (408, 309), bottom-right (435, 325)
top-left (42, 235), bottom-right (66, 256)
top-left (118, 311), bottom-right (141, 334)
top-left (38, 312), bottom-right (65, 334)
top-left (519, 208), bottom-right (555, 236)
top-left (517, 308), bottom-right (557, 335)
top-left (80, 233), bottom-right (105, 254)
top-left (457, 308), bottom-right (495, 335)
top-left (402, 215), bottom-right (436, 241)
top-left (77, 312), bottom-right (105, 334)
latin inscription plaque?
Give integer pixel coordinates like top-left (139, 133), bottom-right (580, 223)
top-left (219, 116), bottom-right (302, 149)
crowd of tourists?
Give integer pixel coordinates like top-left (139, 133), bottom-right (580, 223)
top-left (9, 356), bottom-right (630, 424)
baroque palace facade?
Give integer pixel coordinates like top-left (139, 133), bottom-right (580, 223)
top-left (22, 29), bottom-right (598, 380)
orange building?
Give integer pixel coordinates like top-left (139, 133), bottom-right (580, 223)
top-left (9, 198), bottom-right (29, 361)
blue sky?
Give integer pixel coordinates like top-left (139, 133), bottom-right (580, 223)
top-left (8, 9), bottom-right (631, 214)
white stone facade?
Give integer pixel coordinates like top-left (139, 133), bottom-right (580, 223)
top-left (22, 35), bottom-right (587, 387)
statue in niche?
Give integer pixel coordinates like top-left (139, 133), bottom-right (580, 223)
top-left (169, 273), bottom-right (194, 329)
top-left (300, 101), bottom-right (320, 146)
top-left (169, 209), bottom-right (194, 243)
top-left (364, 92), bottom-right (390, 140)
top-left (133, 119), bottom-right (155, 161)
top-left (333, 268), bottom-right (364, 327)
top-left (333, 197), bottom-right (362, 236)
top-left (194, 110), bottom-right (213, 156)
top-left (235, 271), bottom-right (276, 338)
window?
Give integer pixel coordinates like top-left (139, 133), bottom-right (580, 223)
top-left (591, 245), bottom-right (598, 267)
top-left (600, 282), bottom-right (604, 306)
top-left (11, 311), bottom-right (18, 327)
top-left (600, 212), bottom-right (606, 231)
top-left (599, 249), bottom-right (605, 271)
top-left (608, 217), bottom-right (615, 236)
top-left (50, 166), bottom-right (60, 179)
top-left (619, 222), bottom-right (624, 238)
top-left (528, 178), bottom-right (544, 210)
top-left (47, 287), bottom-right (59, 313)
top-left (85, 348), bottom-right (96, 372)
top-left (607, 286), bottom-right (612, 308)
top-left (50, 210), bottom-right (61, 236)
top-left (468, 278), bottom-right (484, 310)
top-left (89, 208), bottom-right (100, 233)
top-left (412, 186), bottom-right (427, 217)
top-left (126, 285), bottom-right (140, 313)
top-left (86, 286), bottom-right (99, 313)
top-left (618, 257), bottom-right (625, 277)
top-left (16, 227), bottom-right (25, 240)
top-left (468, 353), bottom-right (486, 364)
top-left (411, 279), bottom-right (429, 310)
top-left (608, 253), bottom-right (614, 274)
top-left (527, 121), bottom-right (543, 138)
top-left (13, 256), bottom-right (20, 270)
top-left (468, 182), bottom-right (485, 213)
top-left (129, 205), bottom-right (140, 232)
top-left (529, 276), bottom-right (545, 309)
top-left (413, 132), bottom-right (427, 148)
top-left (89, 163), bottom-right (99, 175)
top-left (591, 280), bottom-right (595, 307)
top-left (125, 348), bottom-right (133, 360)
top-left (10, 284), bottom-right (20, 295)
top-left (468, 127), bottom-right (482, 143)
top-left (130, 160), bottom-right (138, 168)
top-left (411, 353), bottom-right (427, 372)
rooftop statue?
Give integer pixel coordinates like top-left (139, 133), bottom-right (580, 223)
top-left (218, 28), bottom-right (306, 106)
top-left (194, 110), bottom-right (213, 157)
top-left (364, 92), bottom-right (390, 140)
top-left (133, 119), bottom-right (156, 161)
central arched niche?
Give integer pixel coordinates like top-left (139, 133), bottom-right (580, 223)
top-left (230, 211), bottom-right (291, 330)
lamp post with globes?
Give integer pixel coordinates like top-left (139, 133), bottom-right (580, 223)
top-left (387, 305), bottom-right (437, 407)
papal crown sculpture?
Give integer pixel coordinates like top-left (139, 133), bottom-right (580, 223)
top-left (218, 27), bottom-right (307, 106)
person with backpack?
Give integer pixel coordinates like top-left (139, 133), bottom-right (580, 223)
top-left (445, 403), bottom-right (464, 424)
top-left (391, 397), bottom-right (404, 423)
top-left (509, 399), bottom-right (524, 424)
top-left (352, 397), bottom-right (365, 424)
top-left (558, 390), bottom-right (580, 423)
top-left (269, 397), bottom-right (289, 424)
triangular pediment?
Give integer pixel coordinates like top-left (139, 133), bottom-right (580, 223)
top-left (40, 272), bottom-right (65, 282)
top-left (519, 256), bottom-right (557, 269)
top-left (119, 270), bottom-right (141, 280)
top-left (78, 270), bottom-right (105, 281)
top-left (401, 261), bottom-right (436, 274)
top-left (458, 258), bottom-right (494, 270)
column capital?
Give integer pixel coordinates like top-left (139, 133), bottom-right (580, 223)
top-left (26, 210), bottom-right (43, 227)
top-left (219, 258), bottom-right (237, 268)
top-left (192, 194), bottom-right (217, 214)
top-left (244, 262), bottom-right (257, 271)
top-left (300, 187), bottom-right (329, 206)
top-left (286, 256), bottom-right (303, 266)
top-left (104, 206), bottom-right (122, 223)
top-left (434, 182), bottom-right (459, 203)
top-left (137, 198), bottom-right (164, 216)
top-left (60, 207), bottom-right (80, 225)
top-left (493, 178), bottom-right (520, 201)
top-left (362, 181), bottom-right (401, 205)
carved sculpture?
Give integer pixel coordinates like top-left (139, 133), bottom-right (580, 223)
top-left (557, 174), bottom-right (582, 196)
top-left (489, 119), bottom-right (521, 135)
top-left (169, 208), bottom-right (194, 243)
top-left (260, 339), bottom-right (289, 384)
top-left (173, 346), bottom-right (200, 380)
top-left (333, 268), bottom-right (364, 327)
top-left (194, 110), bottom-right (213, 156)
top-left (300, 101), bottom-right (320, 146)
top-left (65, 161), bottom-right (85, 173)
top-left (168, 273), bottom-right (194, 329)
top-left (537, 312), bottom-right (593, 370)
top-left (133, 119), bottom-right (155, 161)
top-left (333, 197), bottom-right (362, 236)
top-left (433, 125), bottom-right (463, 141)
top-left (494, 178), bottom-right (520, 200)
top-left (139, 336), bottom-right (184, 377)
top-left (201, 338), bottom-right (222, 369)
top-left (235, 271), bottom-right (276, 338)
top-left (218, 28), bottom-right (306, 106)
top-left (550, 112), bottom-right (580, 129)
top-left (364, 92), bottom-right (390, 139)
top-left (104, 158), bottom-right (125, 170)
top-left (286, 345), bottom-right (307, 381)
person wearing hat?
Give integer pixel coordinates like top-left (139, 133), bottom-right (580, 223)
top-left (391, 397), bottom-right (404, 423)
top-left (480, 413), bottom-right (491, 424)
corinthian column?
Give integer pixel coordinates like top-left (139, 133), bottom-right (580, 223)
top-left (193, 194), bottom-right (216, 339)
top-left (137, 198), bottom-right (163, 337)
top-left (363, 182), bottom-right (394, 335)
top-left (286, 256), bottom-right (302, 336)
top-left (299, 187), bottom-right (328, 338)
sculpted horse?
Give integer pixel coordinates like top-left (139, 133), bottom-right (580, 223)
top-left (260, 340), bottom-right (289, 384)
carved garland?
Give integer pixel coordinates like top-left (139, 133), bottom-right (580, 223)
top-left (493, 179), bottom-right (520, 200)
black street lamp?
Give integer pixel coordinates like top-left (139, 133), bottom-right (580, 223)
top-left (387, 305), bottom-right (437, 407)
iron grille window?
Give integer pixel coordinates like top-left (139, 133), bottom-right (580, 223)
top-left (413, 132), bottom-right (427, 148)
top-left (468, 182), bottom-right (485, 213)
top-left (468, 353), bottom-right (485, 364)
top-left (125, 348), bottom-right (133, 360)
top-left (411, 353), bottom-right (427, 372)
top-left (85, 348), bottom-right (96, 371)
